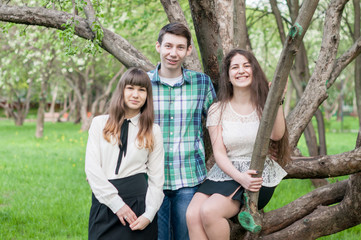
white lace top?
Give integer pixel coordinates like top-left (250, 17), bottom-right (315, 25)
top-left (206, 102), bottom-right (287, 187)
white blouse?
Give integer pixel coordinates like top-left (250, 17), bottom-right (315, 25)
top-left (206, 102), bottom-right (287, 187)
top-left (85, 114), bottom-right (164, 222)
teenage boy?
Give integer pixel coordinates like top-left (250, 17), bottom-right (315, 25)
top-left (147, 22), bottom-right (216, 240)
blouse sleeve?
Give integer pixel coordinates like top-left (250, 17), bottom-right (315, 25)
top-left (142, 124), bottom-right (165, 222)
top-left (206, 102), bottom-right (222, 127)
top-left (85, 117), bottom-right (125, 214)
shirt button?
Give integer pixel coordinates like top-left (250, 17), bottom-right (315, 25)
top-left (170, 132), bottom-right (173, 135)
top-left (170, 116), bottom-right (173, 119)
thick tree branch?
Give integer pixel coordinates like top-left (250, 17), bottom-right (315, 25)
top-left (263, 172), bottom-right (361, 239)
top-left (327, 36), bottom-right (361, 88)
top-left (284, 147), bottom-right (361, 178)
top-left (270, 0), bottom-right (286, 44)
top-left (287, 0), bottom-right (349, 150)
top-left (262, 179), bottom-right (347, 235)
top-left (233, 0), bottom-right (251, 51)
top-left (0, 4), bottom-right (154, 70)
top-left (248, 0), bottom-right (319, 204)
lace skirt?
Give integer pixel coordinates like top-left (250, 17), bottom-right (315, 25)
top-left (207, 156), bottom-right (287, 187)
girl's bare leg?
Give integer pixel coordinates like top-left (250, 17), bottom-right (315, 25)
top-left (186, 192), bottom-right (210, 240)
top-left (200, 194), bottom-right (240, 240)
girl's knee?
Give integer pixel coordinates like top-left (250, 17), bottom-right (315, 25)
top-left (199, 204), bottom-right (214, 225)
top-left (186, 205), bottom-right (199, 226)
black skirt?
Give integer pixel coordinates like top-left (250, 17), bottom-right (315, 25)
top-left (88, 173), bottom-right (157, 240)
top-left (197, 179), bottom-right (275, 210)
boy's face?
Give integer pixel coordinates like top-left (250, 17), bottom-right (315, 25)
top-left (156, 33), bottom-right (192, 73)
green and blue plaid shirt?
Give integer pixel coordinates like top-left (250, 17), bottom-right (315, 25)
top-left (148, 64), bottom-right (216, 190)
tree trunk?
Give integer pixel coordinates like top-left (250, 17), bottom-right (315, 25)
top-left (188, 0), bottom-right (222, 88)
top-left (354, 0), bottom-right (361, 126)
top-left (35, 78), bottom-right (48, 138)
top-left (233, 0), bottom-right (251, 50)
top-left (315, 109), bottom-right (327, 155)
top-left (49, 82), bottom-right (58, 122)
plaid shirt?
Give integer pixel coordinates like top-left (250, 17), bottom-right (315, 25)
top-left (148, 64), bottom-right (216, 190)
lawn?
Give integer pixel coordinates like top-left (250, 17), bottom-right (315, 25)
top-left (0, 120), bottom-right (90, 239)
top-left (0, 116), bottom-right (359, 239)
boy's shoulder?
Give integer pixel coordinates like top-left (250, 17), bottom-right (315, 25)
top-left (183, 68), bottom-right (212, 83)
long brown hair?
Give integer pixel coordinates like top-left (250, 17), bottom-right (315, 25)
top-left (215, 49), bottom-right (290, 166)
top-left (103, 67), bottom-right (155, 151)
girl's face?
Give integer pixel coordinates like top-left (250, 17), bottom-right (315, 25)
top-left (123, 84), bottom-right (147, 115)
top-left (228, 54), bottom-right (253, 89)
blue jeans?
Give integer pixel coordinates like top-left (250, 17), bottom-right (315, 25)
top-left (157, 186), bottom-right (198, 240)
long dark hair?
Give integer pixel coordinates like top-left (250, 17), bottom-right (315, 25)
top-left (215, 49), bottom-right (290, 166)
top-left (103, 67), bottom-right (154, 151)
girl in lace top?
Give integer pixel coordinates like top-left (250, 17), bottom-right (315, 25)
top-left (186, 49), bottom-right (290, 239)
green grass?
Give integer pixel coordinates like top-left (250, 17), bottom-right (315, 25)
top-left (0, 120), bottom-right (90, 239)
top-left (0, 115), bottom-right (360, 239)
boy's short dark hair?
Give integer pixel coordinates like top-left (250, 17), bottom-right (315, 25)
top-left (157, 22), bottom-right (192, 48)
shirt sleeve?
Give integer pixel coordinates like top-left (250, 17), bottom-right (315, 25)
top-left (202, 77), bottom-right (217, 117)
top-left (142, 124), bottom-right (165, 222)
top-left (206, 102), bottom-right (222, 127)
top-left (85, 117), bottom-right (125, 214)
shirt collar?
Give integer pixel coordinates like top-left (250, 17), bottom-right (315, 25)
top-left (152, 63), bottom-right (191, 84)
top-left (128, 112), bottom-right (140, 126)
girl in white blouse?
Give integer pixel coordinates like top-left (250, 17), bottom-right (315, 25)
top-left (186, 49), bottom-right (290, 239)
top-left (85, 67), bottom-right (164, 240)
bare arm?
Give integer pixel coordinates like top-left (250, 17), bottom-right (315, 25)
top-left (270, 106), bottom-right (286, 141)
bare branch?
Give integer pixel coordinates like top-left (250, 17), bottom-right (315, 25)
top-left (270, 0), bottom-right (286, 44)
top-left (0, 5), bottom-right (154, 70)
top-left (327, 36), bottom-right (361, 88)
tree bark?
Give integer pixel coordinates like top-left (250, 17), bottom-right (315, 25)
top-left (287, 0), bottom-right (350, 150)
top-left (35, 77), bottom-right (48, 138)
top-left (284, 147), bottom-right (361, 178)
top-left (49, 82), bottom-right (58, 122)
top-left (188, 0), bottom-right (222, 88)
top-left (1, 78), bottom-right (34, 126)
top-left (233, 0), bottom-right (252, 51)
top-left (315, 109), bottom-right (327, 155)
top-left (353, 0), bottom-right (361, 126)
top-left (262, 179), bottom-right (347, 235)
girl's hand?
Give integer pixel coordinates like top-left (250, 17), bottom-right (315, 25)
top-left (116, 204), bottom-right (137, 226)
top-left (239, 170), bottom-right (263, 192)
top-left (129, 215), bottom-right (150, 231)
